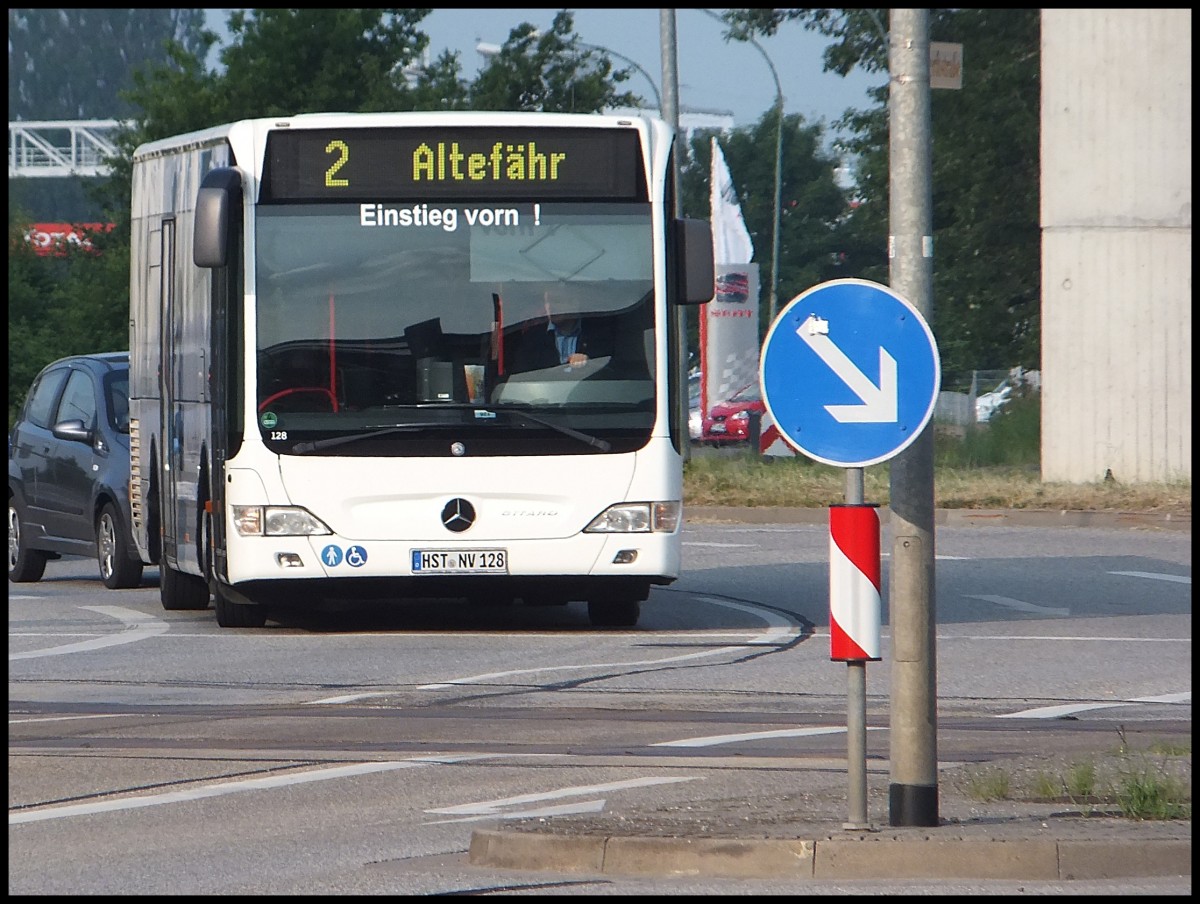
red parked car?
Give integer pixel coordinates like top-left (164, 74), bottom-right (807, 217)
top-left (700, 381), bottom-right (765, 445)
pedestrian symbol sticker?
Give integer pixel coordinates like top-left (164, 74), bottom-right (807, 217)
top-left (322, 545), bottom-right (343, 566)
top-left (346, 546), bottom-right (368, 567)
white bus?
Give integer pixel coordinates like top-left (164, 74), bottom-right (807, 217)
top-left (129, 111), bottom-right (713, 628)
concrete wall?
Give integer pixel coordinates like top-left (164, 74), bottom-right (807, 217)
top-left (1040, 9), bottom-right (1191, 483)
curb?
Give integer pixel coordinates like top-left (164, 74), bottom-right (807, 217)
top-left (685, 506), bottom-right (1191, 531)
top-left (468, 829), bottom-right (1192, 881)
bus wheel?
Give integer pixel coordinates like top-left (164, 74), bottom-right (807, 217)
top-left (214, 584), bottom-right (268, 628)
top-left (160, 561), bottom-right (210, 610)
top-left (587, 598), bottom-right (640, 628)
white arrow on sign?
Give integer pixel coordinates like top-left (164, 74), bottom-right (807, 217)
top-left (797, 315), bottom-right (897, 423)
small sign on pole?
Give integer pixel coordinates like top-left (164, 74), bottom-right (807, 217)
top-left (930, 42), bottom-right (963, 90)
top-left (829, 504), bottom-right (882, 662)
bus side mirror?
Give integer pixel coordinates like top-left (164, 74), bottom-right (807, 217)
top-left (675, 217), bottom-right (715, 305)
top-left (194, 167), bottom-right (242, 269)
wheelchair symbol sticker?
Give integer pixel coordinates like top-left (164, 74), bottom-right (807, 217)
top-left (346, 546), bottom-right (368, 567)
top-left (322, 545), bottom-right (343, 566)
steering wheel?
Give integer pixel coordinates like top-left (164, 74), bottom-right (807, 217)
top-left (258, 386), bottom-right (339, 413)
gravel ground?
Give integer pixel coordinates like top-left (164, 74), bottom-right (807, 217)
top-left (500, 746), bottom-right (1191, 843)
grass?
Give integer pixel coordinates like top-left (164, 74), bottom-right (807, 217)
top-left (963, 769), bottom-right (1012, 802)
top-left (958, 733), bottom-right (1191, 821)
top-left (1115, 768), bottom-right (1192, 820)
top-left (685, 395), bottom-right (1192, 514)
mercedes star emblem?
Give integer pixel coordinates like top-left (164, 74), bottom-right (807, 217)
top-left (441, 498), bottom-right (476, 533)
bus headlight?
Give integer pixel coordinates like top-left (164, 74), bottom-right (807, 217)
top-left (584, 501), bottom-right (681, 534)
top-left (231, 505), bottom-right (333, 537)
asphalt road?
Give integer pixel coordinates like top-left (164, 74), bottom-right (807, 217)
top-left (8, 516), bottom-right (1191, 894)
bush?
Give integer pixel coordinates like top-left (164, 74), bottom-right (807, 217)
top-left (937, 392), bottom-right (1040, 469)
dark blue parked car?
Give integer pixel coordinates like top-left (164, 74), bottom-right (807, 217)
top-left (9, 352), bottom-right (144, 588)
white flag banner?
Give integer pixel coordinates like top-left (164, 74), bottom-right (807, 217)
top-left (700, 137), bottom-right (769, 449)
top-left (709, 137), bottom-right (754, 265)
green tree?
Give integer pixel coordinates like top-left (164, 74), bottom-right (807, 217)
top-left (7, 8), bottom-right (208, 120)
top-left (727, 8), bottom-right (1042, 378)
top-left (216, 9), bottom-right (435, 117)
top-left (468, 12), bottom-right (642, 113)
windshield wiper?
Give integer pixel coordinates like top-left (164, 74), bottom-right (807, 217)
top-left (291, 424), bottom-right (437, 454)
top-left (289, 407), bottom-right (611, 454)
top-left (492, 406), bottom-right (611, 451)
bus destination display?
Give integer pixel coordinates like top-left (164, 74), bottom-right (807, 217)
top-left (262, 127), bottom-right (647, 202)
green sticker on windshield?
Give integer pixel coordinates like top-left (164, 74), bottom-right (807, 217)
top-left (260, 411), bottom-right (278, 428)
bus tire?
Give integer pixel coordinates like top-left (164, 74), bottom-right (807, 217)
top-left (160, 560), bottom-right (210, 610)
top-left (587, 597), bottom-right (640, 628)
top-left (146, 450), bottom-right (161, 564)
top-left (214, 584), bottom-right (268, 629)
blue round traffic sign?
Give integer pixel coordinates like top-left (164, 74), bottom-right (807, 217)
top-left (760, 279), bottom-right (940, 468)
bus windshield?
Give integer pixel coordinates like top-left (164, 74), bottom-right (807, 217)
top-left (253, 202), bottom-right (656, 455)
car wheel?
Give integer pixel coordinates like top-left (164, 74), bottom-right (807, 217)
top-left (587, 597), bottom-right (641, 628)
top-left (97, 501), bottom-right (144, 589)
top-left (8, 499), bottom-right (48, 583)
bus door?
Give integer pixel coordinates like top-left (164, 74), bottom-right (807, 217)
top-left (158, 218), bottom-right (182, 562)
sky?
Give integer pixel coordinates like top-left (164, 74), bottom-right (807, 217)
top-left (204, 9), bottom-right (883, 136)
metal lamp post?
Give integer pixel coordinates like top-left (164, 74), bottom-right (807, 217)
top-left (580, 42), bottom-right (662, 111)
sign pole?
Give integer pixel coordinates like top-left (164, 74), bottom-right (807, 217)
top-left (829, 479), bottom-right (880, 831)
top-left (887, 8), bottom-right (940, 828)
top-left (843, 467), bottom-right (871, 831)
top-left (759, 276), bottom-right (938, 838)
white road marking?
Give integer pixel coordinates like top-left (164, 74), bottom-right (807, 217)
top-left (8, 606), bottom-right (168, 661)
top-left (307, 597), bottom-right (801, 701)
top-left (1108, 570), bottom-right (1190, 584)
top-left (999, 702), bottom-right (1137, 719)
top-left (998, 692), bottom-right (1191, 719)
top-left (9, 633), bottom-right (125, 638)
top-left (426, 799), bottom-right (609, 823)
top-left (9, 754), bottom-right (493, 825)
top-left (424, 775), bottom-right (697, 823)
top-left (938, 634), bottom-right (1187, 642)
top-left (653, 725), bottom-right (887, 748)
top-left (9, 714), bottom-right (127, 725)
top-left (694, 526), bottom-right (823, 533)
top-left (964, 594), bottom-right (1070, 617)
top-left (683, 542), bottom-right (965, 559)
top-left (1131, 692), bottom-right (1192, 704)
